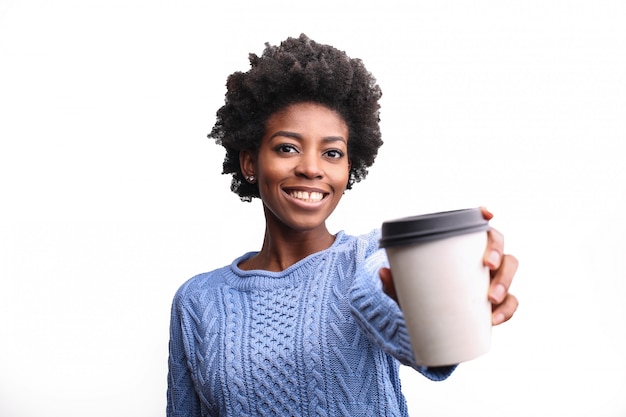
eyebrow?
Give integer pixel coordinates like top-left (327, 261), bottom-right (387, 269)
top-left (269, 131), bottom-right (347, 145)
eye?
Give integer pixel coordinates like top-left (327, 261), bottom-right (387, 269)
top-left (324, 149), bottom-right (345, 159)
top-left (276, 144), bottom-right (299, 154)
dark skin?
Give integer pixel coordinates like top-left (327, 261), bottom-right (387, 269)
top-left (238, 102), bottom-right (351, 272)
top-left (380, 207), bottom-right (519, 325)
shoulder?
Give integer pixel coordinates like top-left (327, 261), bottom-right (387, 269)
top-left (335, 228), bottom-right (386, 268)
top-left (171, 266), bottom-right (228, 310)
top-left (357, 228), bottom-right (383, 255)
top-left (173, 250), bottom-right (257, 300)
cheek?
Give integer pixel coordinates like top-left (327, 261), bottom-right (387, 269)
top-left (333, 163), bottom-right (351, 189)
top-left (259, 165), bottom-right (285, 185)
top-left (256, 165), bottom-right (286, 200)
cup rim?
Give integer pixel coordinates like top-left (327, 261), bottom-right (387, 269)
top-left (379, 208), bottom-right (490, 248)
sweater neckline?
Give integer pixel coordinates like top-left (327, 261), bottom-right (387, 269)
top-left (225, 231), bottom-right (346, 290)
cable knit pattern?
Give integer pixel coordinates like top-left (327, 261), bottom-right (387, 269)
top-left (167, 230), bottom-right (456, 416)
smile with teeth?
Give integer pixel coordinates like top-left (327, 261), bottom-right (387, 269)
top-left (288, 190), bottom-right (326, 203)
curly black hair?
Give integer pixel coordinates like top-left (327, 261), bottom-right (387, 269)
top-left (209, 33), bottom-right (383, 201)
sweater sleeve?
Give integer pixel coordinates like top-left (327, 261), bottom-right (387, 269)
top-left (348, 231), bottom-right (457, 381)
top-left (167, 287), bottom-right (203, 417)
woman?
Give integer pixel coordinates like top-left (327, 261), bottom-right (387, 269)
top-left (167, 33), bottom-right (518, 416)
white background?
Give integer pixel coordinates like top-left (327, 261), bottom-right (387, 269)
top-left (1, 1), bottom-right (625, 416)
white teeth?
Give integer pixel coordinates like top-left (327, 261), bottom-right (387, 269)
top-left (290, 191), bottom-right (324, 202)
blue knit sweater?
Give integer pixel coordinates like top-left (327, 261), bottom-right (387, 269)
top-left (167, 230), bottom-right (455, 416)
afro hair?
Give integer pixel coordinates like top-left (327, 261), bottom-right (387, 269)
top-left (209, 33), bottom-right (383, 201)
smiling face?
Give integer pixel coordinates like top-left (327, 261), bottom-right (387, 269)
top-left (240, 102), bottom-right (351, 234)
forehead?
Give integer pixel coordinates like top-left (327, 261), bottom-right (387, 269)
top-left (265, 102), bottom-right (349, 135)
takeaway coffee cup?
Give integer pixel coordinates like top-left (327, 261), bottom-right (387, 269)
top-left (379, 208), bottom-right (492, 366)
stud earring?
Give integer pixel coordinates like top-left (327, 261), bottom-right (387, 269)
top-left (247, 175), bottom-right (256, 183)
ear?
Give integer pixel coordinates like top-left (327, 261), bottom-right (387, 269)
top-left (239, 149), bottom-right (257, 179)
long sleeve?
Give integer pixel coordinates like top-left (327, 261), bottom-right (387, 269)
top-left (167, 289), bottom-right (202, 417)
top-left (348, 235), bottom-right (456, 381)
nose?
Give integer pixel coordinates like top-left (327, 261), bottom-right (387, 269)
top-left (295, 152), bottom-right (323, 179)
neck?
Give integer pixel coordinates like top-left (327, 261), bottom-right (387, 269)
top-left (240, 220), bottom-right (336, 272)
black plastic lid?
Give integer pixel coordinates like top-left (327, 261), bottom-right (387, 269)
top-left (379, 208), bottom-right (490, 248)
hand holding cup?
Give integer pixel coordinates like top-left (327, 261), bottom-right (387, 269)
top-left (379, 207), bottom-right (519, 366)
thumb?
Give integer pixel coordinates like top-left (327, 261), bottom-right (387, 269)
top-left (379, 267), bottom-right (398, 304)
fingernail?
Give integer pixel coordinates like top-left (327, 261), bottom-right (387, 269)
top-left (490, 284), bottom-right (506, 303)
top-left (487, 250), bottom-right (500, 268)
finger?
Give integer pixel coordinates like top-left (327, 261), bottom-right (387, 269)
top-left (492, 293), bottom-right (519, 325)
top-left (480, 206), bottom-right (494, 221)
top-left (484, 227), bottom-right (504, 269)
top-left (379, 267), bottom-right (398, 304)
top-left (488, 254), bottom-right (519, 304)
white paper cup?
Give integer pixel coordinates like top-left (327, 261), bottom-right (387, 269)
top-left (379, 208), bottom-right (492, 367)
